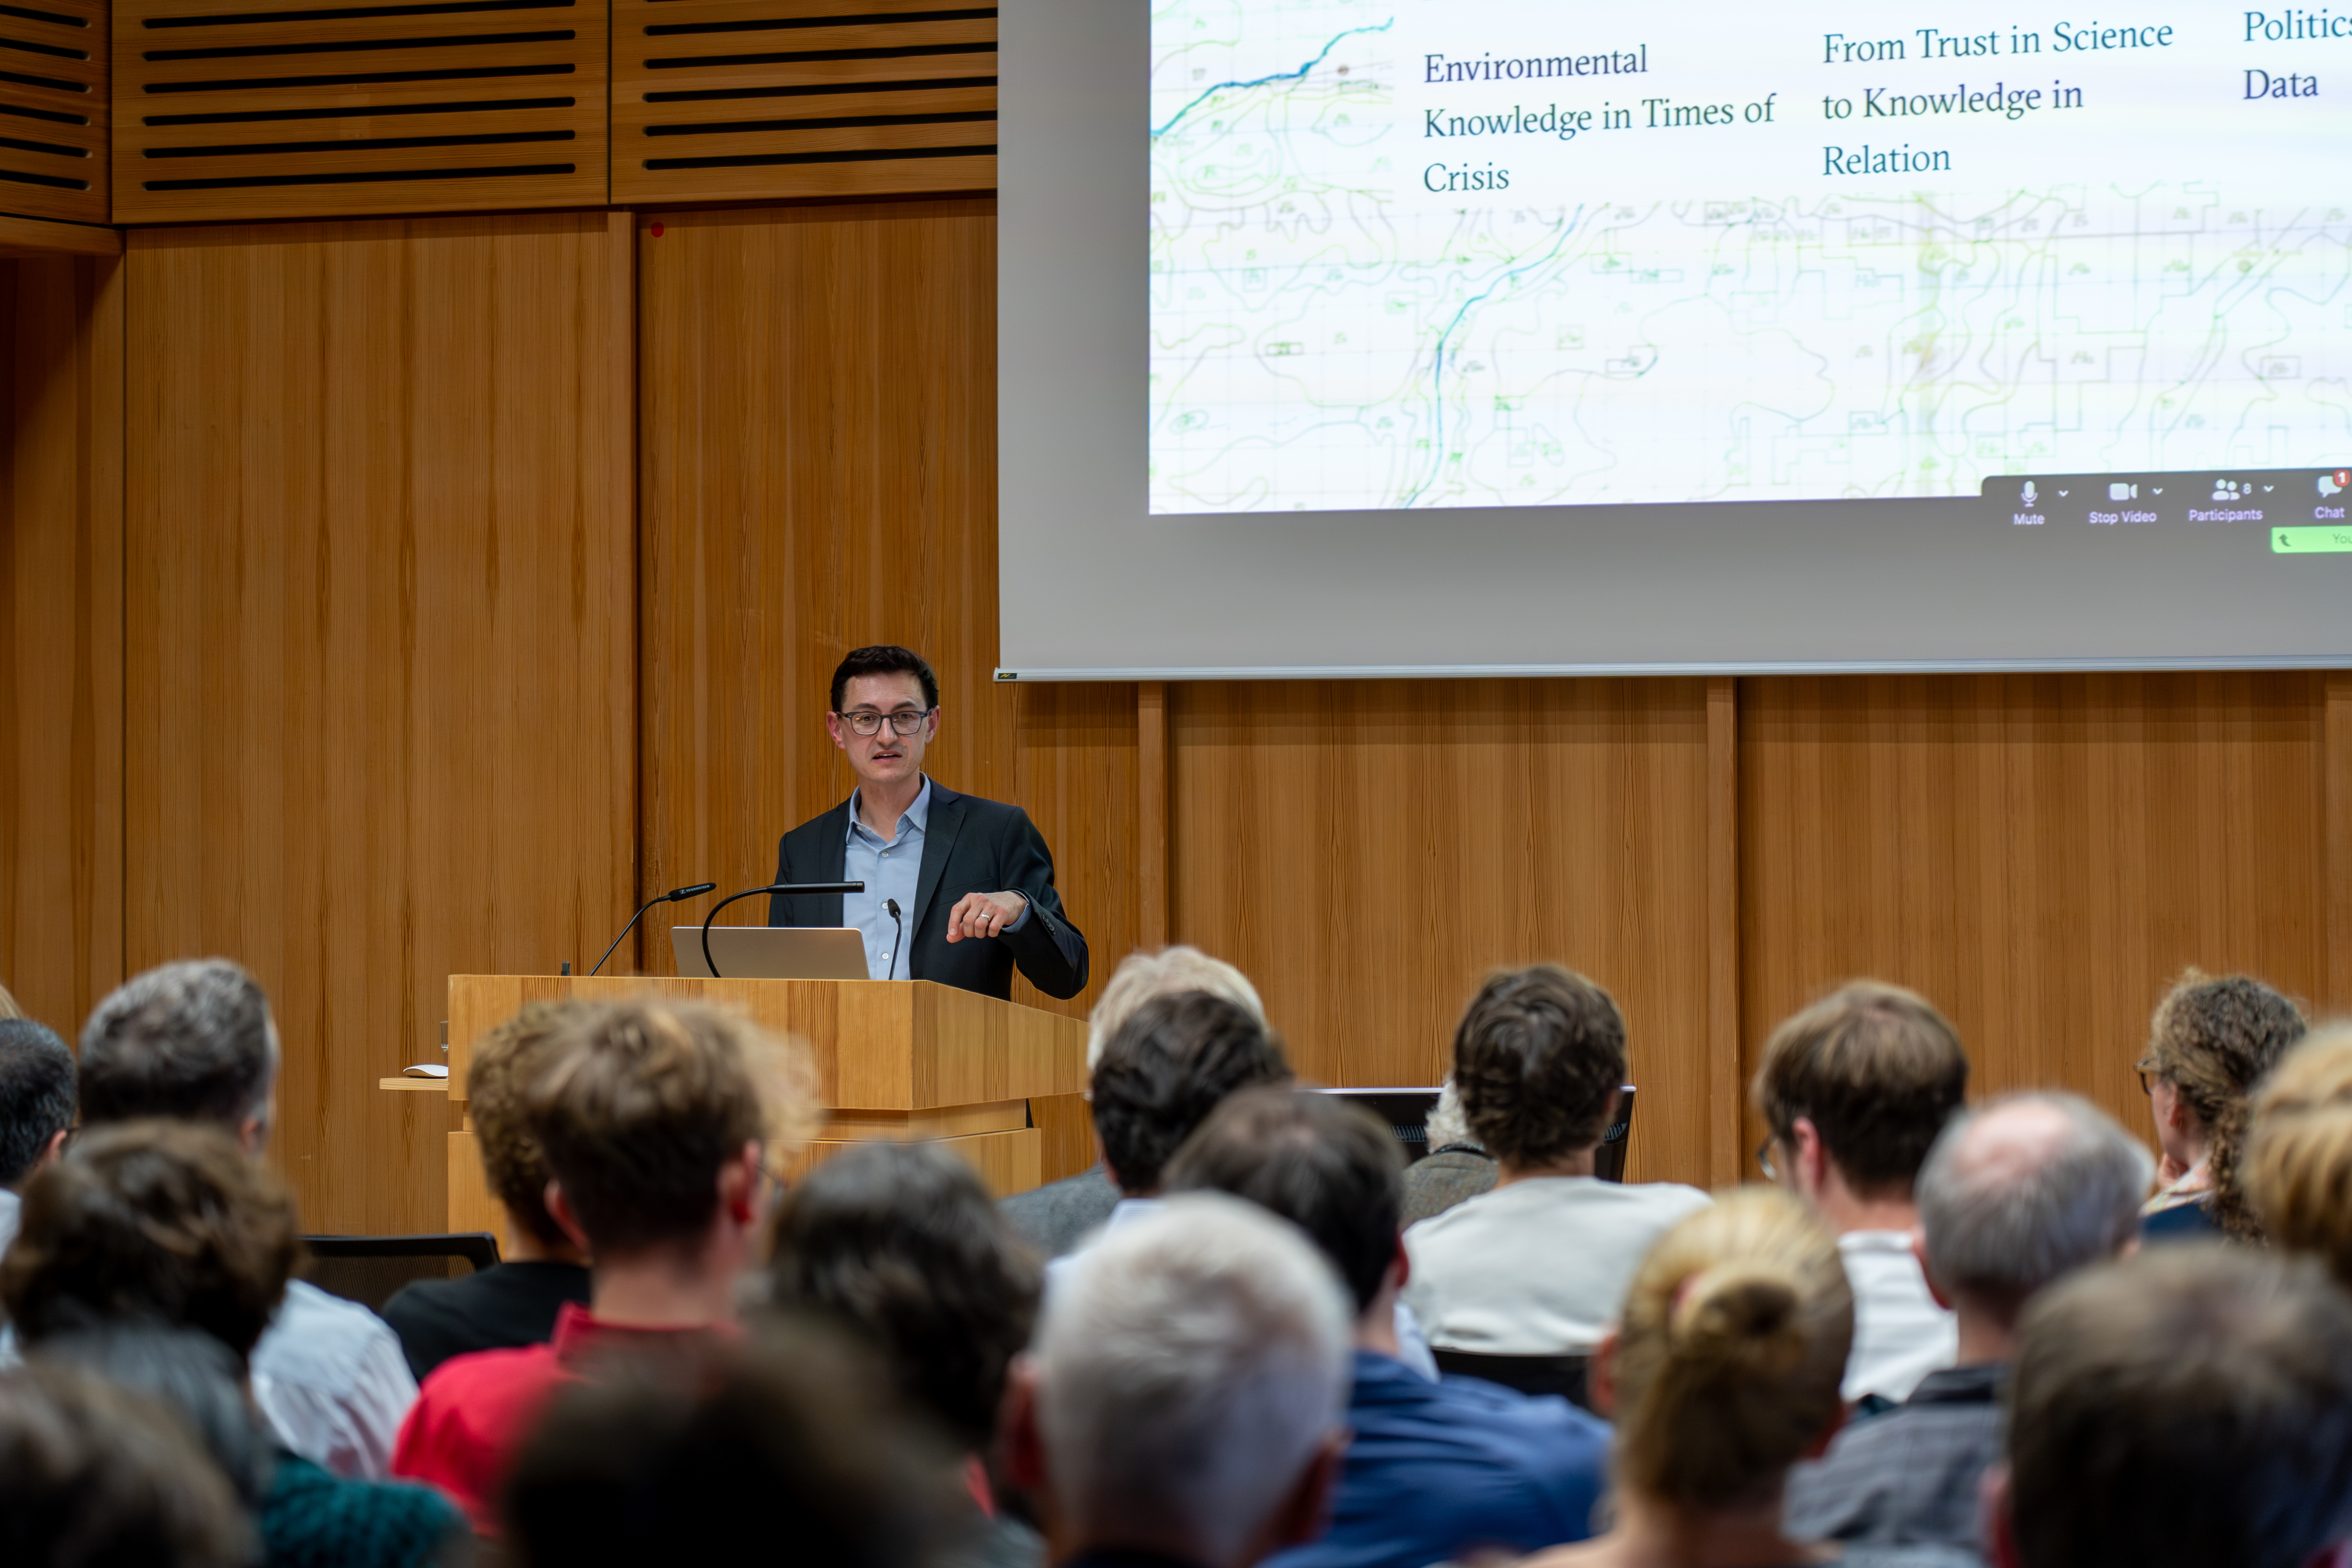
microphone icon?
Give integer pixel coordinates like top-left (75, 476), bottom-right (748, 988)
top-left (2020, 480), bottom-right (2038, 506)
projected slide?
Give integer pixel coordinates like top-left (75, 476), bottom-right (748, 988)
top-left (1148, 0), bottom-right (2352, 513)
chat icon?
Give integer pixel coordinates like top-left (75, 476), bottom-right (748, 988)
top-left (2324, 472), bottom-right (2348, 499)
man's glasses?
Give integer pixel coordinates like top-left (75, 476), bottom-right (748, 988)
top-left (1756, 1134), bottom-right (1780, 1181)
top-left (839, 708), bottom-right (934, 737)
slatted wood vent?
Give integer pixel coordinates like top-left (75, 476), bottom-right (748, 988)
top-left (613, 0), bottom-right (994, 205)
top-left (113, 0), bottom-right (608, 223)
top-left (0, 0), bottom-right (107, 225)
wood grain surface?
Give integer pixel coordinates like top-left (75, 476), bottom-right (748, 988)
top-left (0, 0), bottom-right (106, 225)
top-left (0, 253), bottom-right (120, 1036)
top-left (123, 211), bottom-right (635, 1231)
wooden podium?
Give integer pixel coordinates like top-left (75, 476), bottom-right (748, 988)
top-left (399, 976), bottom-right (1093, 1235)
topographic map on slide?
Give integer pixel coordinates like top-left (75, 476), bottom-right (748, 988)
top-left (1148, 0), bottom-right (2352, 512)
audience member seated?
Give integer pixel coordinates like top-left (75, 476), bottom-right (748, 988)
top-left (383, 1001), bottom-right (593, 1379)
top-left (765, 1139), bottom-right (1044, 1564)
top-left (78, 960), bottom-right (420, 1478)
top-left (1404, 966), bottom-right (1708, 1359)
top-left (1516, 1189), bottom-right (1863, 1568)
top-left (2248, 1024), bottom-right (2352, 1284)
top-left (1752, 981), bottom-right (1967, 1404)
top-left (1002, 945), bottom-right (1268, 1258)
top-left (1165, 1087), bottom-right (1609, 1568)
top-left (1400, 1079), bottom-right (1495, 1226)
top-left (1049, 989), bottom-right (1290, 1281)
top-left (2135, 970), bottom-right (2305, 1242)
top-left (503, 1317), bottom-right (965, 1568)
top-left (1987, 1247), bottom-right (2352, 1568)
top-left (0, 1120), bottom-right (465, 1566)
top-left (1784, 1092), bottom-right (2151, 1556)
top-left (0, 1359), bottom-right (251, 1568)
top-left (1002, 1193), bottom-right (1351, 1568)
top-left (0, 1017), bottom-right (75, 1258)
top-left (393, 996), bottom-right (794, 1533)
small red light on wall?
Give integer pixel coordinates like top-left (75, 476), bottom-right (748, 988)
top-left (650, 222), bottom-right (665, 238)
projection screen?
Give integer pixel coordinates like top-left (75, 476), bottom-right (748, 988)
top-left (996, 0), bottom-right (2352, 679)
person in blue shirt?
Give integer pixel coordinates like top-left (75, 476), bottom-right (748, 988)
top-left (1164, 1085), bottom-right (1610, 1568)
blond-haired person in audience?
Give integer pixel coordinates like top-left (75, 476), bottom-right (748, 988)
top-left (1001, 944), bottom-right (1267, 1258)
top-left (2247, 1022), bottom-right (2352, 1283)
top-left (2136, 970), bottom-right (2306, 1242)
top-left (1515, 1189), bottom-right (1871, 1568)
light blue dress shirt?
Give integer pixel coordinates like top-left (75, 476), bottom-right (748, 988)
top-left (844, 776), bottom-right (931, 980)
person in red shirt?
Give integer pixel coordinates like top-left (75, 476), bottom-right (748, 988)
top-left (392, 996), bottom-right (795, 1533)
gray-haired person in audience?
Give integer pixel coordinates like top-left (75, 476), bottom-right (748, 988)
top-left (1988, 1246), bottom-right (2352, 1568)
top-left (76, 959), bottom-right (420, 1480)
top-left (1002, 1193), bottom-right (1352, 1568)
top-left (1001, 944), bottom-right (1267, 1258)
top-left (1784, 1092), bottom-right (2152, 1555)
top-left (0, 1016), bottom-right (76, 1259)
top-left (1400, 1078), bottom-right (1496, 1227)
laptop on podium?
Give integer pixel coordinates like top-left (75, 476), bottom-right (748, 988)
top-left (669, 926), bottom-right (871, 981)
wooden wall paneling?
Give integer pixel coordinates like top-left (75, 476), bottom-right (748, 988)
top-left (125, 212), bottom-right (635, 1232)
top-left (611, 0), bottom-right (994, 205)
top-left (1135, 679), bottom-right (1167, 951)
top-left (1705, 675), bottom-right (1740, 1187)
top-left (0, 0), bottom-right (106, 225)
top-left (1170, 679), bottom-right (1717, 1187)
top-left (111, 0), bottom-right (606, 225)
top-left (2328, 671), bottom-right (2352, 1017)
top-left (1008, 678), bottom-right (1136, 1020)
top-left (0, 251), bottom-right (121, 1035)
top-left (637, 200), bottom-right (1006, 973)
top-left (1740, 673), bottom-right (2328, 1153)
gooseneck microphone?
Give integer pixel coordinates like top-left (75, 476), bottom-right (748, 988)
top-left (588, 882), bottom-right (719, 977)
top-left (884, 898), bottom-right (904, 981)
top-left (700, 881), bottom-right (865, 978)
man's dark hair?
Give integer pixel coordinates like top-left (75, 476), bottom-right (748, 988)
top-left (2007, 1247), bottom-right (2352, 1568)
top-left (1090, 991), bottom-right (1290, 1197)
top-left (1752, 980), bottom-right (1969, 1198)
top-left (79, 961), bottom-right (275, 1131)
top-left (0, 1120), bottom-right (302, 1364)
top-left (0, 1361), bottom-right (250, 1568)
top-left (0, 1019), bottom-right (76, 1186)
top-left (504, 1319), bottom-right (962, 1568)
top-left (829, 645), bottom-right (939, 713)
top-left (528, 999), bottom-right (769, 1254)
top-left (1452, 965), bottom-right (1626, 1167)
top-left (34, 1327), bottom-right (272, 1508)
top-left (1163, 1087), bottom-right (1402, 1314)
top-left (765, 1140), bottom-right (1042, 1450)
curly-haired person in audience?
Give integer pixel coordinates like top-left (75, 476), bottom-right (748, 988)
top-left (766, 1140), bottom-right (1046, 1568)
top-left (0, 1119), bottom-right (465, 1567)
top-left (1167, 1087), bottom-right (1610, 1568)
top-left (1404, 966), bottom-right (1709, 1367)
top-left (2246, 1022), bottom-right (2352, 1285)
top-left (1002, 1193), bottom-right (1351, 1568)
top-left (0, 1015), bottom-right (75, 1260)
top-left (1783, 1093), bottom-right (2150, 1557)
top-left (1518, 1189), bottom-right (1965, 1568)
top-left (392, 997), bottom-right (800, 1535)
top-left (77, 959), bottom-right (420, 1479)
top-left (1987, 1247), bottom-right (2352, 1568)
top-left (1002, 945), bottom-right (1269, 1259)
top-left (382, 1002), bottom-right (593, 1380)
top-left (2135, 969), bottom-right (2306, 1241)
top-left (0, 1359), bottom-right (251, 1568)
top-left (1752, 981), bottom-right (1967, 1405)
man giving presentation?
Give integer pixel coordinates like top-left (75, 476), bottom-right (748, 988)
top-left (768, 645), bottom-right (1089, 1001)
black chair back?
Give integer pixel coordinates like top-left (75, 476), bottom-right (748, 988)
top-left (301, 1233), bottom-right (500, 1314)
top-left (1430, 1349), bottom-right (1595, 1410)
top-left (1319, 1083), bottom-right (1639, 1180)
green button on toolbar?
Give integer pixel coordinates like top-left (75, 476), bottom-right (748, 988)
top-left (2272, 526), bottom-right (2352, 554)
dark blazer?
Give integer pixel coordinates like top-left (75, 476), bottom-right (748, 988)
top-left (768, 782), bottom-right (1089, 1001)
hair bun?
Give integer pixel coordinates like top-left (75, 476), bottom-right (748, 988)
top-left (1668, 1264), bottom-right (1807, 1381)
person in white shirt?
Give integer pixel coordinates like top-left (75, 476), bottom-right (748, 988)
top-left (76, 958), bottom-right (418, 1478)
top-left (1404, 965), bottom-right (1711, 1359)
top-left (0, 1018), bottom-right (76, 1260)
top-left (1751, 980), bottom-right (1970, 1405)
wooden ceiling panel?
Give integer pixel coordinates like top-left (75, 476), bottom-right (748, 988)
top-left (613, 0), bottom-right (994, 205)
top-left (0, 0), bottom-right (107, 225)
top-left (114, 0), bottom-right (607, 222)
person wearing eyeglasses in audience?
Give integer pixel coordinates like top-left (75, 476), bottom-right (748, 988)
top-left (768, 644), bottom-right (1089, 1001)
